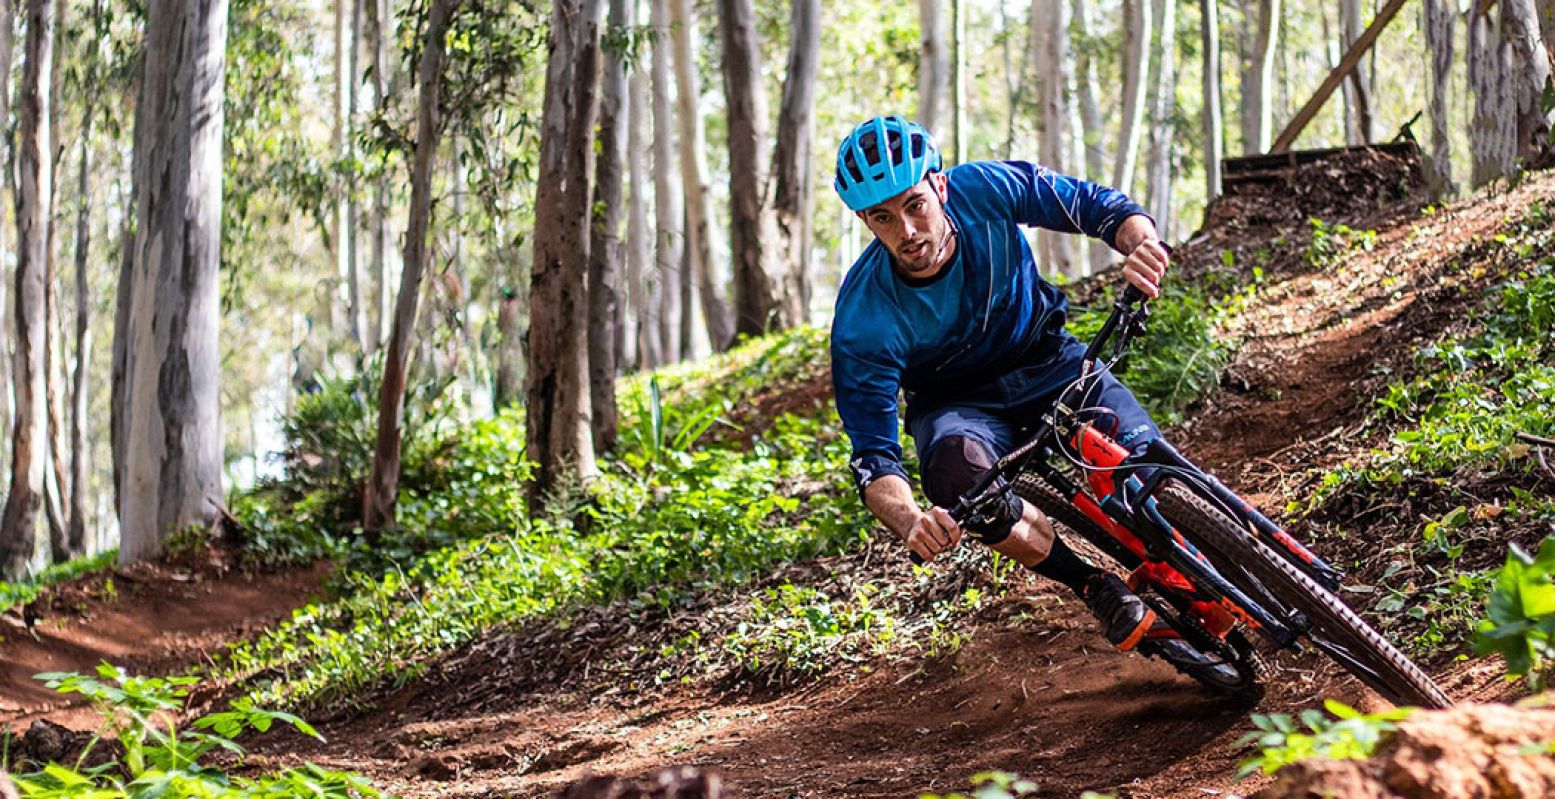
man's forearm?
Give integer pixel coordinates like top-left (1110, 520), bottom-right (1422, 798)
top-left (1112, 214), bottom-right (1159, 255)
top-left (862, 474), bottom-right (922, 540)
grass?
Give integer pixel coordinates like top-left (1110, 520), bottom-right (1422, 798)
top-left (0, 551), bottom-right (118, 613)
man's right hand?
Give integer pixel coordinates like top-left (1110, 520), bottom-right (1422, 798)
top-left (905, 506), bottom-right (964, 562)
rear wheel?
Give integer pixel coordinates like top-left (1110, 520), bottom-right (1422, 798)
top-left (1155, 483), bottom-right (1452, 709)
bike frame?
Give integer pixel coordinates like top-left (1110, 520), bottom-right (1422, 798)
top-left (950, 287), bottom-right (1348, 651)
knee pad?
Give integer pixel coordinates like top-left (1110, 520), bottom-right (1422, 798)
top-left (921, 435), bottom-right (1022, 545)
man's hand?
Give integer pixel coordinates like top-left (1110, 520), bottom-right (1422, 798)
top-left (1122, 238), bottom-right (1170, 299)
top-left (906, 506), bottom-right (964, 562)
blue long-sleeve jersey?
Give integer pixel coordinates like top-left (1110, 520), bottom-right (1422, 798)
top-left (830, 160), bottom-right (1150, 493)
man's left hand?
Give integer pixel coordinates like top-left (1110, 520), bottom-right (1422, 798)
top-left (1121, 239), bottom-right (1170, 299)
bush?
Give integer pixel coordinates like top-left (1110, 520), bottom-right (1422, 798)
top-left (1472, 535), bottom-right (1555, 691)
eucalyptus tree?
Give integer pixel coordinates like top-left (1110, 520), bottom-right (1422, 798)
top-left (68, 0), bottom-right (107, 558)
top-left (1145, 0), bottom-right (1177, 239)
top-left (772, 0), bottom-right (819, 319)
top-left (364, 0), bottom-right (462, 532)
top-left (1503, 0), bottom-right (1551, 170)
top-left (525, 0), bottom-right (604, 506)
top-left (588, 0), bottom-right (630, 452)
top-left (114, 0), bottom-right (228, 564)
top-left (626, 60), bottom-right (655, 369)
top-left (917, 0), bottom-right (946, 133)
top-left (648, 0), bottom-right (681, 362)
top-left (1241, 0), bottom-right (1278, 154)
top-left (1073, 0), bottom-right (1109, 271)
top-left (670, 0), bottom-right (729, 353)
top-left (1, 0), bottom-right (56, 578)
top-left (1114, 0), bottom-right (1151, 195)
top-left (1339, 0), bottom-right (1373, 144)
top-left (0, 0), bottom-right (14, 466)
top-left (1423, 0), bottom-right (1454, 195)
top-left (1201, 0), bottom-right (1223, 200)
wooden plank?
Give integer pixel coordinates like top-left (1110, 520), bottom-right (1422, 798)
top-left (1270, 0), bottom-right (1411, 153)
top-left (1222, 140), bottom-right (1420, 189)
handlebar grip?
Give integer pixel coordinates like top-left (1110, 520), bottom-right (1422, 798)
top-left (909, 552), bottom-right (925, 566)
top-left (1121, 284), bottom-right (1146, 305)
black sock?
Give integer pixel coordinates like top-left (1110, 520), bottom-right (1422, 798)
top-left (1029, 534), bottom-right (1103, 595)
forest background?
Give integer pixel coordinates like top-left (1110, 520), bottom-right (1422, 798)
top-left (0, 0), bottom-right (1546, 574)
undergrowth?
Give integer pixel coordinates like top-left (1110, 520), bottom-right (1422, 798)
top-left (0, 552), bottom-right (117, 613)
top-left (1300, 202), bottom-right (1555, 655)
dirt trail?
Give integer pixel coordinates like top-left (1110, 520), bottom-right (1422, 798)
top-left (0, 556), bottom-right (330, 730)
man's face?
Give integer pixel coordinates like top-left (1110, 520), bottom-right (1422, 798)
top-left (858, 172), bottom-right (953, 279)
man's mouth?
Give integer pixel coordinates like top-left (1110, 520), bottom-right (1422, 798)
top-left (901, 241), bottom-right (926, 258)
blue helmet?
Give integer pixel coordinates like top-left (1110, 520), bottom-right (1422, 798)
top-left (833, 116), bottom-right (943, 212)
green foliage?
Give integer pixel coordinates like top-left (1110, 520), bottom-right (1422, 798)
top-left (1234, 700), bottom-right (1413, 779)
top-left (1472, 536), bottom-right (1555, 691)
top-left (722, 583), bottom-right (898, 677)
top-left (1305, 217), bottom-right (1378, 270)
top-left (223, 330), bottom-right (873, 709)
top-left (0, 552), bottom-right (117, 612)
top-left (9, 664), bottom-right (379, 799)
top-left (918, 771), bottom-right (1043, 799)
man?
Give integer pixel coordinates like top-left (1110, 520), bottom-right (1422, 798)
top-left (830, 115), bottom-right (1172, 652)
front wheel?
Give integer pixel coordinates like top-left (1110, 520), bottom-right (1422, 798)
top-left (1155, 484), bottom-right (1452, 709)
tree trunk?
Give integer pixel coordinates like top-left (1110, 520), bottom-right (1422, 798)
top-left (917, 0), bottom-right (947, 133)
top-left (648, 0), bottom-right (681, 363)
top-left (0, 0), bottom-right (54, 578)
top-left (669, 0), bottom-right (731, 352)
top-left (69, 95), bottom-right (92, 557)
top-left (719, 0), bottom-right (785, 338)
top-left (1036, 0), bottom-right (1079, 276)
top-left (1073, 0), bottom-right (1109, 272)
top-left (1240, 0), bottom-right (1278, 154)
top-left (770, 0), bottom-right (818, 328)
top-left (1145, 0), bottom-right (1177, 240)
top-left (588, 0), bottom-right (629, 453)
top-left (364, 0), bottom-right (391, 354)
top-left (1200, 0), bottom-right (1223, 201)
top-left (1114, 0), bottom-right (1152, 194)
top-left (0, 0), bottom-right (14, 473)
top-left (951, 0), bottom-right (966, 164)
top-left (626, 60), bottom-right (656, 370)
top-left (44, 0), bottom-right (69, 561)
top-left (494, 286), bottom-right (524, 408)
top-left (1340, 0), bottom-right (1373, 144)
top-left (1423, 0), bottom-right (1455, 196)
top-left (1469, 8), bottom-right (1505, 187)
top-left (117, 0), bottom-right (228, 565)
top-left (362, 0), bottom-right (458, 533)
top-left (526, 0), bottom-right (603, 509)
top-left (1503, 0), bottom-right (1552, 169)
top-left (346, 0), bottom-right (365, 349)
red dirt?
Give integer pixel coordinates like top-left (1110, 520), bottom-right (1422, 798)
top-left (0, 553), bottom-right (331, 731)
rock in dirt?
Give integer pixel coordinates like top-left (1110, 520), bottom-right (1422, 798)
top-left (1254, 702), bottom-right (1555, 799)
top-left (558, 766), bottom-right (722, 798)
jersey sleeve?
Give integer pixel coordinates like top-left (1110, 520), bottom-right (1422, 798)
top-left (949, 161), bottom-right (1152, 250)
top-left (830, 331), bottom-right (910, 497)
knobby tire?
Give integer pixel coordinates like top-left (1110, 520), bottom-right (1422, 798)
top-left (1155, 483), bottom-right (1452, 709)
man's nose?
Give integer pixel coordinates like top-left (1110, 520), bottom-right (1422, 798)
top-left (898, 217), bottom-right (917, 239)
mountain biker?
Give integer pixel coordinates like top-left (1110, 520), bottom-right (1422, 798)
top-left (830, 115), bottom-right (1172, 653)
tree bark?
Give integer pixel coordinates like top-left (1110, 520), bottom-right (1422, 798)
top-left (69, 94), bottom-right (92, 557)
top-left (1201, 0), bottom-right (1223, 201)
top-left (1503, 0), bottom-right (1552, 169)
top-left (117, 0), bottom-right (228, 565)
top-left (0, 0), bottom-right (14, 471)
top-left (363, 0), bottom-right (459, 532)
top-left (626, 59), bottom-right (656, 370)
top-left (1340, 0), bottom-right (1374, 144)
top-left (1073, 0), bottom-right (1110, 272)
top-left (525, 0), bottom-right (603, 508)
top-left (951, 0), bottom-right (966, 164)
top-left (770, 0), bottom-right (818, 327)
top-left (1037, 0), bottom-right (1078, 276)
top-left (588, 0), bottom-right (629, 453)
top-left (1145, 0), bottom-right (1177, 241)
top-left (648, 0), bottom-right (681, 362)
top-left (1114, 0), bottom-right (1152, 194)
top-left (364, 0), bottom-right (391, 354)
top-left (347, 0), bottom-right (365, 349)
top-left (917, 0), bottom-right (947, 133)
top-left (669, 0), bottom-right (731, 352)
top-left (1241, 0), bottom-right (1278, 154)
top-left (0, 0), bottom-right (54, 578)
top-left (718, 0), bottom-right (785, 338)
top-left (1469, 7), bottom-right (1505, 187)
top-left (1423, 0), bottom-right (1455, 196)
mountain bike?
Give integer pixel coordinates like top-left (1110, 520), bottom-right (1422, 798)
top-left (936, 285), bottom-right (1452, 709)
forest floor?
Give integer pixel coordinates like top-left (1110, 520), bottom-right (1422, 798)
top-left (4, 158), bottom-right (1553, 798)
